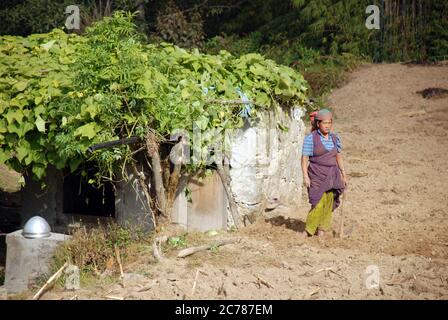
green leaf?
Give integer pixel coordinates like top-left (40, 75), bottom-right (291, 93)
top-left (74, 122), bottom-right (100, 140)
top-left (181, 88), bottom-right (191, 100)
top-left (195, 115), bottom-right (209, 130)
top-left (41, 40), bottom-right (56, 52)
top-left (7, 122), bottom-right (34, 138)
top-left (249, 63), bottom-right (269, 77)
top-left (0, 119), bottom-right (7, 133)
top-left (34, 96), bottom-right (43, 105)
top-left (278, 76), bottom-right (292, 90)
top-left (5, 109), bottom-right (24, 124)
top-left (254, 92), bottom-right (271, 106)
top-left (34, 105), bottom-right (45, 116)
top-left (84, 102), bottom-right (99, 119)
top-left (13, 81), bottom-right (28, 92)
top-left (16, 141), bottom-right (31, 162)
top-left (35, 115), bottom-right (46, 133)
top-left (0, 149), bottom-right (11, 164)
top-left (9, 98), bottom-right (27, 107)
top-left (32, 164), bottom-right (46, 180)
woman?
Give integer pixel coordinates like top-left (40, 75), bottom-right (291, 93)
top-left (301, 109), bottom-right (347, 237)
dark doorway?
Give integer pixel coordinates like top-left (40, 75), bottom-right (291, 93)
top-left (63, 169), bottom-right (115, 217)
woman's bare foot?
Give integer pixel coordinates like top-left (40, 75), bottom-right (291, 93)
top-left (300, 231), bottom-right (311, 238)
top-left (317, 229), bottom-right (325, 237)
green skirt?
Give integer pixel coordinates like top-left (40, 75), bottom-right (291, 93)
top-left (305, 191), bottom-right (334, 235)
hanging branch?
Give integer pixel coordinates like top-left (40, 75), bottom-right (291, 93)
top-left (215, 153), bottom-right (241, 229)
top-left (131, 162), bottom-right (156, 229)
top-left (166, 138), bottom-right (186, 217)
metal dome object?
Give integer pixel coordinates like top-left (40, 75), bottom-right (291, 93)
top-left (22, 216), bottom-right (51, 239)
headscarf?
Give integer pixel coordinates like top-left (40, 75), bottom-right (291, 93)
top-left (316, 108), bottom-right (333, 121)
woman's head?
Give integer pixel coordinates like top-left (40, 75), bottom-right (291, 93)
top-left (315, 109), bottom-right (333, 134)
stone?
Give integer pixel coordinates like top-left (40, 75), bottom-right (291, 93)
top-left (64, 264), bottom-right (80, 290)
top-left (4, 230), bottom-right (70, 294)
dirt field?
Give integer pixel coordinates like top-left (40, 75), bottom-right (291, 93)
top-left (18, 63), bottom-right (448, 299)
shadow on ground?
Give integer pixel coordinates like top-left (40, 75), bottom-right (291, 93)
top-left (265, 215), bottom-right (306, 233)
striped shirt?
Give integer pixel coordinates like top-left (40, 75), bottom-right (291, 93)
top-left (302, 130), bottom-right (342, 156)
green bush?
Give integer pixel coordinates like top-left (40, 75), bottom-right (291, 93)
top-left (0, 11), bottom-right (308, 184)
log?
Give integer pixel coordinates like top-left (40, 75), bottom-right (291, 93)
top-left (32, 262), bottom-right (68, 300)
top-left (153, 236), bottom-right (168, 262)
top-left (177, 239), bottom-right (239, 258)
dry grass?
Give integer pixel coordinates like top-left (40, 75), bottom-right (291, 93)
top-left (52, 222), bottom-right (152, 285)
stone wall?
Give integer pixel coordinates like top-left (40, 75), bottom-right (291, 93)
top-left (115, 166), bottom-right (154, 233)
top-left (172, 106), bottom-right (306, 231)
top-left (17, 165), bottom-right (155, 233)
top-left (229, 107), bottom-right (306, 219)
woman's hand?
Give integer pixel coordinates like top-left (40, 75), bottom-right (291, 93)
top-left (304, 175), bottom-right (311, 188)
top-left (341, 171), bottom-right (348, 187)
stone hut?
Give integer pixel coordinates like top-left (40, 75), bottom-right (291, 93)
top-left (3, 107), bottom-right (306, 234)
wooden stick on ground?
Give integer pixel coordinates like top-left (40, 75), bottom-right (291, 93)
top-left (315, 267), bottom-right (334, 274)
top-left (32, 262), bottom-right (68, 300)
top-left (177, 238), bottom-right (240, 258)
top-left (114, 245), bottom-right (125, 288)
top-left (316, 267), bottom-right (346, 280)
top-left (191, 269), bottom-right (200, 296)
top-left (307, 287), bottom-right (320, 298)
top-left (137, 280), bottom-right (157, 292)
top-left (338, 190), bottom-right (347, 238)
top-left (255, 274), bottom-right (274, 289)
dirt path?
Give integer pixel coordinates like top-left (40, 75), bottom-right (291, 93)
top-left (43, 63), bottom-right (448, 300)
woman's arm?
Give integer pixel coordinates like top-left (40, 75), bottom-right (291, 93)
top-left (301, 155), bottom-right (311, 188)
top-left (336, 153), bottom-right (347, 186)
